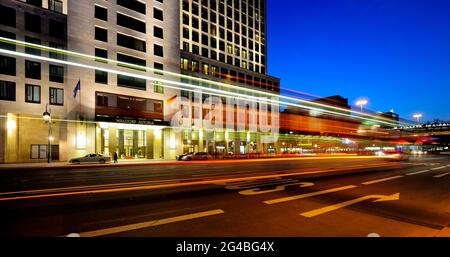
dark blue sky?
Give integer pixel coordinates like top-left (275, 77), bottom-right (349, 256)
top-left (267, 0), bottom-right (450, 121)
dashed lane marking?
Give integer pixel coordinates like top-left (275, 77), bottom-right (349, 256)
top-left (431, 166), bottom-right (448, 171)
top-left (433, 173), bottom-right (450, 178)
top-left (361, 175), bottom-right (404, 185)
top-left (76, 209), bottom-right (225, 237)
top-left (264, 185), bottom-right (357, 205)
top-left (406, 169), bottom-right (431, 176)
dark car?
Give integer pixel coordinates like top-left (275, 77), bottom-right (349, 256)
top-left (176, 152), bottom-right (194, 161)
top-left (179, 152), bottom-right (212, 161)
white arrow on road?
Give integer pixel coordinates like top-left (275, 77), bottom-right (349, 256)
top-left (238, 182), bottom-right (314, 195)
top-left (300, 193), bottom-right (400, 218)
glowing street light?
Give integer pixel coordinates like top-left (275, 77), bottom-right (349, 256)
top-left (356, 99), bottom-right (368, 113)
top-left (413, 113), bottom-right (423, 124)
top-left (42, 104), bottom-right (52, 163)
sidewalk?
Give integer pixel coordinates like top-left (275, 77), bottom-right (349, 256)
top-left (0, 159), bottom-right (181, 171)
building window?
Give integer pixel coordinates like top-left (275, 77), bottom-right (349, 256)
top-left (49, 42), bottom-right (65, 60)
top-left (117, 13), bottom-right (146, 33)
top-left (49, 20), bottom-right (65, 39)
top-left (180, 57), bottom-right (189, 70)
top-left (227, 44), bottom-right (233, 54)
top-left (154, 62), bottom-right (163, 75)
top-left (25, 84), bottom-right (41, 103)
top-left (117, 74), bottom-right (146, 90)
top-left (48, 0), bottom-right (63, 13)
top-left (49, 87), bottom-right (64, 105)
top-left (95, 27), bottom-right (108, 42)
top-left (117, 53), bottom-right (146, 71)
top-left (117, 33), bottom-right (146, 52)
top-left (192, 45), bottom-right (199, 54)
top-left (201, 48), bottom-right (208, 58)
top-left (153, 8), bottom-right (163, 21)
top-left (182, 42), bottom-right (189, 51)
top-left (154, 26), bottom-right (163, 39)
top-left (27, 0), bottom-right (42, 7)
top-left (202, 63), bottom-right (210, 75)
top-left (153, 81), bottom-right (164, 94)
top-left (191, 60), bottom-right (199, 72)
top-left (25, 13), bottom-right (41, 33)
top-left (0, 5), bottom-right (16, 28)
top-left (0, 80), bottom-right (15, 101)
top-left (95, 48), bottom-right (108, 63)
top-left (95, 5), bottom-right (108, 21)
top-left (181, 90), bottom-right (189, 98)
top-left (117, 0), bottom-right (146, 15)
top-left (0, 55), bottom-right (16, 76)
top-left (95, 70), bottom-right (108, 84)
top-left (49, 64), bottom-right (64, 83)
top-left (25, 36), bottom-right (41, 56)
top-left (0, 30), bottom-right (15, 51)
top-left (25, 60), bottom-right (41, 80)
top-left (211, 66), bottom-right (219, 77)
top-left (182, 27), bottom-right (189, 39)
top-left (154, 44), bottom-right (164, 57)
top-left (192, 31), bottom-right (199, 42)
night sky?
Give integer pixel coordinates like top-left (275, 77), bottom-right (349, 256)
top-left (267, 0), bottom-right (450, 122)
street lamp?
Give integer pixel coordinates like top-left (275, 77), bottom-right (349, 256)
top-left (43, 104), bottom-right (52, 163)
top-left (356, 99), bottom-right (368, 113)
top-left (413, 113), bottom-right (423, 124)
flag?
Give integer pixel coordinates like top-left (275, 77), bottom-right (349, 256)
top-left (73, 79), bottom-right (80, 98)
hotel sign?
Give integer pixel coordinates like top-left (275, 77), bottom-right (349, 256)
top-left (96, 115), bottom-right (169, 126)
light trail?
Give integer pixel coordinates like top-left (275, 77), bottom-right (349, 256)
top-left (0, 37), bottom-right (412, 127)
top-left (0, 161), bottom-right (398, 201)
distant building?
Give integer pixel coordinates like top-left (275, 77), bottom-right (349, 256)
top-left (377, 111), bottom-right (399, 128)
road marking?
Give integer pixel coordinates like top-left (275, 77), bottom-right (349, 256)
top-left (300, 193), bottom-right (400, 218)
top-left (0, 163), bottom-right (395, 201)
top-left (77, 209), bottom-right (224, 237)
top-left (406, 169), bottom-right (431, 176)
top-left (431, 166), bottom-right (448, 171)
top-left (361, 175), bottom-right (403, 185)
top-left (238, 182), bottom-right (314, 195)
top-left (264, 185), bottom-right (357, 205)
top-left (433, 173), bottom-right (450, 178)
top-left (227, 179), bottom-right (298, 190)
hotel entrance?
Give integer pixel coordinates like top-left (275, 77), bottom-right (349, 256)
top-left (119, 129), bottom-right (146, 159)
top-left (95, 91), bottom-right (169, 160)
top-left (97, 122), bottom-right (165, 160)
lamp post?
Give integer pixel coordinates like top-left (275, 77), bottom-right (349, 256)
top-left (413, 113), bottom-right (422, 124)
top-left (43, 104), bottom-right (52, 163)
top-left (356, 99), bottom-right (368, 113)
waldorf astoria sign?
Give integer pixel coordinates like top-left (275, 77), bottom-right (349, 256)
top-left (95, 115), bottom-right (170, 126)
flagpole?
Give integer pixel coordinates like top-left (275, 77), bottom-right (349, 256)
top-left (78, 78), bottom-right (81, 120)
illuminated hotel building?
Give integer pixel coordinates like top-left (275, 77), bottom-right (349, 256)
top-left (0, 0), bottom-right (281, 163)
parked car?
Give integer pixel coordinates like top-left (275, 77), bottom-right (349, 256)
top-left (69, 154), bottom-right (111, 164)
top-left (176, 152), bottom-right (194, 161)
top-left (383, 151), bottom-right (410, 161)
top-left (180, 152), bottom-right (212, 161)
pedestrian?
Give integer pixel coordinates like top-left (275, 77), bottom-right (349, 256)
top-left (113, 152), bottom-right (118, 163)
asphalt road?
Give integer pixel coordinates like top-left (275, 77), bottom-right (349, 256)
top-left (1, 156), bottom-right (449, 237)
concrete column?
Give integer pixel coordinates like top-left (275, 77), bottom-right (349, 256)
top-left (0, 115), bottom-right (6, 163)
top-left (153, 129), bottom-right (163, 159)
top-left (109, 127), bottom-right (117, 157)
top-left (146, 129), bottom-right (154, 159)
top-left (5, 114), bottom-right (19, 162)
top-left (199, 129), bottom-right (204, 152)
